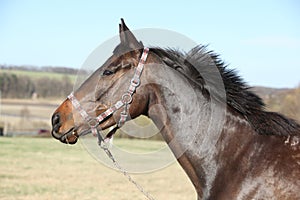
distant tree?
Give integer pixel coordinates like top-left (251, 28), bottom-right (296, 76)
top-left (60, 75), bottom-right (73, 96)
top-left (16, 76), bottom-right (35, 98)
top-left (0, 74), bottom-right (35, 98)
top-left (34, 76), bottom-right (72, 98)
top-left (0, 65), bottom-right (78, 98)
top-left (0, 73), bottom-right (18, 98)
top-left (0, 73), bottom-right (9, 96)
top-left (35, 77), bottom-right (55, 97)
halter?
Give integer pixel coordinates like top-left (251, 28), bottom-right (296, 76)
top-left (67, 47), bottom-right (155, 200)
top-left (67, 47), bottom-right (149, 146)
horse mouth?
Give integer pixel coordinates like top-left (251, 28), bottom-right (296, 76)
top-left (52, 122), bottom-right (119, 145)
top-left (52, 127), bottom-right (79, 144)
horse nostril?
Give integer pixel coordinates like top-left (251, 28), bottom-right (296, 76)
top-left (52, 113), bottom-right (61, 129)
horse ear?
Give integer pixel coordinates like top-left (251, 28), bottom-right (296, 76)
top-left (119, 18), bottom-right (143, 50)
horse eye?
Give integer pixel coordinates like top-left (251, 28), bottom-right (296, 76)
top-left (102, 69), bottom-right (114, 76)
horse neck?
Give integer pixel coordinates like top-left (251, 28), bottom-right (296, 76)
top-left (144, 63), bottom-right (228, 196)
top-left (144, 63), bottom-right (265, 197)
top-left (144, 63), bottom-right (213, 148)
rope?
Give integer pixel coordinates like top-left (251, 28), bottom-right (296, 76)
top-left (100, 141), bottom-right (156, 200)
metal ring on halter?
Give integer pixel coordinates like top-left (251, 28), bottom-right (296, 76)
top-left (122, 93), bottom-right (133, 104)
top-left (130, 78), bottom-right (140, 87)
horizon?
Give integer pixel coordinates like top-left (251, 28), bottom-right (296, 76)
top-left (0, 1), bottom-right (299, 88)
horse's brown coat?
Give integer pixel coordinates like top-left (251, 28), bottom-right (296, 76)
top-left (52, 19), bottom-right (300, 199)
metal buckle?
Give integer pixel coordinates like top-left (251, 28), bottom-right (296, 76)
top-left (122, 93), bottom-right (133, 104)
top-left (130, 78), bottom-right (140, 87)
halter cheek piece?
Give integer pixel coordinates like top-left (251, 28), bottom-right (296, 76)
top-left (68, 47), bottom-right (156, 200)
top-left (67, 47), bottom-right (149, 147)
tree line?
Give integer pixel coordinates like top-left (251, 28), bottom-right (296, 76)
top-left (0, 73), bottom-right (73, 98)
top-left (0, 64), bottom-right (78, 74)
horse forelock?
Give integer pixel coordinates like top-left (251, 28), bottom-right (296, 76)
top-left (150, 46), bottom-right (300, 137)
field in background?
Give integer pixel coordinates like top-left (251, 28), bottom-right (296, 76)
top-left (0, 98), bottom-right (163, 140)
top-left (0, 97), bottom-right (195, 199)
top-left (0, 137), bottom-right (196, 200)
top-left (0, 69), bottom-right (77, 82)
top-left (1, 98), bottom-right (62, 134)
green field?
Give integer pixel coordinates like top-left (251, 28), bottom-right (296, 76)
top-left (0, 137), bottom-right (196, 200)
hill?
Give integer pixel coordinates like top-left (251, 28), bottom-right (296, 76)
top-left (251, 86), bottom-right (291, 100)
top-left (0, 69), bottom-right (77, 82)
top-left (252, 86), bottom-right (300, 122)
top-left (0, 65), bottom-right (79, 98)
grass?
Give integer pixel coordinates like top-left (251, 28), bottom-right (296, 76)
top-left (0, 137), bottom-right (196, 200)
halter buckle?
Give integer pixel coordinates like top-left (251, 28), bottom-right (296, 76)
top-left (122, 93), bottom-right (133, 104)
top-left (130, 78), bottom-right (140, 87)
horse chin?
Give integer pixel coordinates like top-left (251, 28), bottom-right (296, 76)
top-left (53, 118), bottom-right (117, 144)
top-left (52, 128), bottom-right (79, 145)
top-left (62, 132), bottom-right (78, 144)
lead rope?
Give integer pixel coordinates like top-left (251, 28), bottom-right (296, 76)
top-left (97, 130), bottom-right (156, 200)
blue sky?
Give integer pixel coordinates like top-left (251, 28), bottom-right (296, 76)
top-left (0, 0), bottom-right (299, 88)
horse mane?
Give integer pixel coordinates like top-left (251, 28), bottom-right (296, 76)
top-left (150, 46), bottom-right (300, 136)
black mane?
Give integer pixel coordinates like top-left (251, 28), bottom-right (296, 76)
top-left (151, 46), bottom-right (300, 136)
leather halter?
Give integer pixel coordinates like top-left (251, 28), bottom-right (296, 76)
top-left (67, 47), bottom-right (149, 146)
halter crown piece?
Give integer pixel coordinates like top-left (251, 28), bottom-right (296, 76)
top-left (67, 47), bottom-right (149, 147)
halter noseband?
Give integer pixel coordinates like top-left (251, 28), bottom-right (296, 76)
top-left (67, 47), bottom-right (149, 146)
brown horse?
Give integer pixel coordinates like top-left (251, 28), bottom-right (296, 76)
top-left (52, 19), bottom-right (300, 199)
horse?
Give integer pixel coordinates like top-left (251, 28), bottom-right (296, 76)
top-left (51, 19), bottom-right (300, 199)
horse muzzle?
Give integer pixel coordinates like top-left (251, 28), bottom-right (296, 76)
top-left (51, 100), bottom-right (79, 144)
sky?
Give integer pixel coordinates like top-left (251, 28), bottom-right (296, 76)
top-left (0, 0), bottom-right (299, 88)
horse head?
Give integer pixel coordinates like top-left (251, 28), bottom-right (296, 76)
top-left (51, 19), bottom-right (157, 144)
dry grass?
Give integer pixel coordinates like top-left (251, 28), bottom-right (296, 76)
top-left (0, 137), bottom-right (196, 200)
